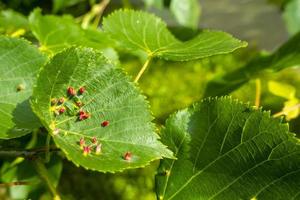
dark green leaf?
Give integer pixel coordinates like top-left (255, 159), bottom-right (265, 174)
top-left (204, 31), bottom-right (300, 97)
top-left (0, 36), bottom-right (47, 139)
top-left (31, 47), bottom-right (173, 172)
top-left (103, 10), bottom-right (247, 61)
top-left (156, 97), bottom-right (300, 200)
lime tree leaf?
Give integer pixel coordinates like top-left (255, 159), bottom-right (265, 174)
top-left (283, 0), bottom-right (300, 35)
top-left (0, 36), bottom-right (47, 139)
top-left (0, 10), bottom-right (29, 35)
top-left (52, 0), bottom-right (85, 13)
top-left (170, 0), bottom-right (201, 29)
top-left (204, 31), bottom-right (300, 97)
top-left (28, 9), bottom-right (118, 63)
top-left (31, 47), bottom-right (173, 172)
top-left (102, 10), bottom-right (247, 61)
top-left (156, 97), bottom-right (300, 200)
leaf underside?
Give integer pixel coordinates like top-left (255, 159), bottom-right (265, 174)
top-left (0, 36), bottom-right (47, 139)
top-left (156, 97), bottom-right (300, 200)
top-left (31, 47), bottom-right (173, 172)
top-left (103, 10), bottom-right (247, 61)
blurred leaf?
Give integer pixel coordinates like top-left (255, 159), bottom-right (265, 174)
top-left (52, 0), bottom-right (85, 13)
top-left (170, 0), bottom-right (201, 29)
top-left (0, 36), bottom-right (47, 139)
top-left (143, 0), bottom-right (163, 9)
top-left (0, 9), bottom-right (29, 35)
top-left (283, 98), bottom-right (300, 120)
top-left (31, 47), bottom-right (173, 172)
top-left (283, 0), bottom-right (300, 35)
top-left (28, 9), bottom-right (118, 64)
top-left (268, 80), bottom-right (296, 99)
top-left (156, 97), bottom-right (300, 200)
top-left (103, 10), bottom-right (247, 61)
top-left (204, 32), bottom-right (300, 97)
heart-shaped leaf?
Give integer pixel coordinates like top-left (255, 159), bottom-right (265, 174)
top-left (29, 9), bottom-right (118, 64)
top-left (102, 10), bottom-right (247, 61)
top-left (156, 97), bottom-right (300, 200)
top-left (0, 36), bottom-right (47, 139)
top-left (31, 47), bottom-right (173, 172)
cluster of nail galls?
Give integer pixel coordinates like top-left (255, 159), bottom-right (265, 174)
top-left (50, 86), bottom-right (132, 161)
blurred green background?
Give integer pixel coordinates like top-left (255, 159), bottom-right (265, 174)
top-left (1, 0), bottom-right (300, 199)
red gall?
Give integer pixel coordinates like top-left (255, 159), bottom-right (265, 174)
top-left (101, 120), bottom-right (109, 127)
top-left (124, 152), bottom-right (132, 161)
top-left (67, 86), bottom-right (76, 96)
top-left (83, 146), bottom-right (91, 156)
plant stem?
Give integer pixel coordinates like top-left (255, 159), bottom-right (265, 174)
top-left (92, 0), bottom-right (110, 28)
top-left (45, 133), bottom-right (51, 163)
top-left (134, 57), bottom-right (152, 83)
top-left (255, 78), bottom-right (261, 108)
top-left (0, 181), bottom-right (30, 187)
top-left (32, 159), bottom-right (61, 200)
top-left (0, 146), bottom-right (60, 158)
top-left (273, 103), bottom-right (300, 118)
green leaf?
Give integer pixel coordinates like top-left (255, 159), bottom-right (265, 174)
top-left (31, 47), bottom-right (173, 172)
top-left (0, 36), bottom-right (47, 139)
top-left (204, 31), bottom-right (300, 97)
top-left (28, 9), bottom-right (118, 63)
top-left (52, 0), bottom-right (85, 13)
top-left (283, 0), bottom-right (300, 35)
top-left (143, 0), bottom-right (164, 9)
top-left (0, 10), bottom-right (29, 35)
top-left (102, 10), bottom-right (247, 61)
top-left (170, 0), bottom-right (201, 29)
top-left (156, 97), bottom-right (300, 200)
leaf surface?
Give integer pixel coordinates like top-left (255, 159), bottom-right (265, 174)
top-left (0, 36), bottom-right (47, 139)
top-left (28, 9), bottom-right (118, 63)
top-left (31, 47), bottom-right (173, 172)
top-left (103, 10), bottom-right (247, 61)
top-left (156, 97), bottom-right (300, 200)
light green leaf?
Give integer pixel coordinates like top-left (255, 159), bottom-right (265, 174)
top-left (268, 80), bottom-right (296, 99)
top-left (170, 0), bottom-right (201, 29)
top-left (0, 36), bottom-right (47, 139)
top-left (204, 31), bottom-right (300, 97)
top-left (283, 0), bottom-right (300, 35)
top-left (283, 98), bottom-right (300, 120)
top-left (28, 9), bottom-right (118, 63)
top-left (0, 10), bottom-right (29, 35)
top-left (103, 10), bottom-right (247, 61)
top-left (156, 97), bottom-right (300, 200)
top-left (143, 0), bottom-right (164, 9)
top-left (31, 47), bottom-right (173, 172)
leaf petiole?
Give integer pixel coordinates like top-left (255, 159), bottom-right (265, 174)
top-left (134, 56), bottom-right (152, 83)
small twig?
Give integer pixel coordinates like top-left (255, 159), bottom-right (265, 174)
top-left (273, 103), bottom-right (300, 118)
top-left (134, 56), bottom-right (152, 83)
top-left (0, 181), bottom-right (30, 187)
top-left (0, 146), bottom-right (60, 158)
top-left (255, 79), bottom-right (261, 108)
top-left (45, 134), bottom-right (51, 163)
top-left (32, 159), bottom-right (61, 200)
